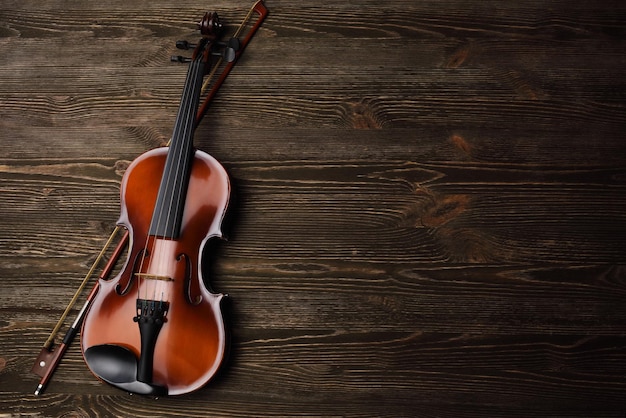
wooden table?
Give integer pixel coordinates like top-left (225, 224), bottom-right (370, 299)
top-left (1, 0), bottom-right (625, 416)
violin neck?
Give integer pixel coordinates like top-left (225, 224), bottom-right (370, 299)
top-left (149, 54), bottom-right (206, 239)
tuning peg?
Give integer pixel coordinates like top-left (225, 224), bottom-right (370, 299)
top-left (216, 37), bottom-right (241, 52)
top-left (176, 40), bottom-right (196, 50)
top-left (228, 37), bottom-right (241, 52)
top-left (211, 48), bottom-right (236, 63)
top-left (171, 55), bottom-right (192, 63)
top-left (210, 38), bottom-right (240, 63)
top-left (223, 47), bottom-right (236, 63)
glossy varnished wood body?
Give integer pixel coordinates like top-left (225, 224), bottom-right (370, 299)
top-left (1, 0), bottom-right (626, 416)
top-left (81, 148), bottom-right (230, 395)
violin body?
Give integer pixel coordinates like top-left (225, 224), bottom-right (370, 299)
top-left (80, 148), bottom-right (230, 395)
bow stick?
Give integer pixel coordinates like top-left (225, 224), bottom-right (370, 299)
top-left (31, 0), bottom-right (268, 395)
top-left (196, 0), bottom-right (268, 124)
top-left (32, 227), bottom-right (129, 395)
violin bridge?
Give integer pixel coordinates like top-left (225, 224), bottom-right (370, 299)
top-left (134, 273), bottom-right (174, 282)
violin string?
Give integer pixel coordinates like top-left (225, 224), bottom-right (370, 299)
top-left (170, 58), bottom-right (202, 234)
top-left (162, 55), bottom-right (202, 302)
top-left (159, 59), bottom-right (197, 302)
top-left (154, 50), bottom-right (203, 303)
top-left (136, 53), bottom-right (201, 304)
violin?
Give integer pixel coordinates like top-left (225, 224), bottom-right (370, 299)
top-left (79, 11), bottom-right (229, 396)
top-left (32, 1), bottom-right (268, 397)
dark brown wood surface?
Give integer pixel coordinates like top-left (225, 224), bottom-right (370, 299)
top-left (1, 0), bottom-right (626, 416)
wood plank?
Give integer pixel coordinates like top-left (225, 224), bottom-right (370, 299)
top-left (1, 160), bottom-right (624, 261)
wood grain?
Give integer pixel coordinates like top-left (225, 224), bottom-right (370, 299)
top-left (1, 0), bottom-right (626, 416)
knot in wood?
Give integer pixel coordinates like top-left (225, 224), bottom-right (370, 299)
top-left (347, 101), bottom-right (382, 130)
top-left (114, 160), bottom-right (131, 177)
top-left (421, 194), bottom-right (470, 227)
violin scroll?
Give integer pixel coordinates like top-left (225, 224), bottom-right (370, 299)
top-left (198, 12), bottom-right (222, 37)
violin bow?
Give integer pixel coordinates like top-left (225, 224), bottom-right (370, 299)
top-left (31, 0), bottom-right (268, 395)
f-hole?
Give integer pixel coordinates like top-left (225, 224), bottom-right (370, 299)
top-left (116, 249), bottom-right (149, 296)
top-left (178, 253), bottom-right (201, 305)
